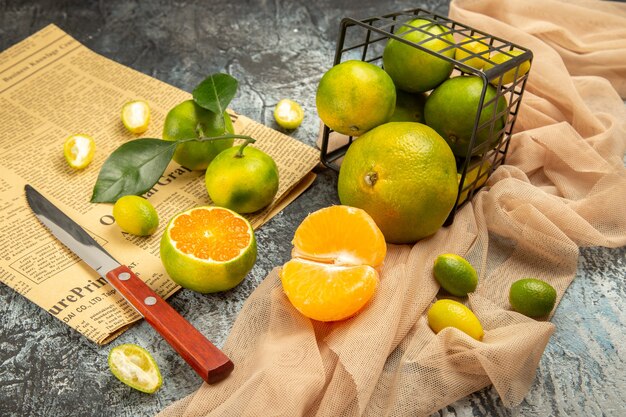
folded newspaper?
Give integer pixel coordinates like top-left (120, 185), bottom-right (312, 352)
top-left (0, 24), bottom-right (319, 344)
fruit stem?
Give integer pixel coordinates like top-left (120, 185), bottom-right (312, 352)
top-left (187, 134), bottom-right (257, 158)
top-left (234, 136), bottom-right (256, 157)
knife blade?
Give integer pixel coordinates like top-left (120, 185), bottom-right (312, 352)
top-left (24, 184), bottom-right (234, 384)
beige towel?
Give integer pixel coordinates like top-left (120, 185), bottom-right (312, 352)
top-left (158, 0), bottom-right (626, 415)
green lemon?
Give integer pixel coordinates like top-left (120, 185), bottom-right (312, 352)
top-left (108, 344), bottom-right (162, 394)
top-left (112, 195), bottom-right (159, 236)
top-left (484, 50), bottom-right (531, 85)
top-left (509, 278), bottom-right (557, 318)
top-left (274, 99), bottom-right (304, 129)
top-left (433, 253), bottom-right (478, 297)
top-left (424, 75), bottom-right (507, 157)
top-left (382, 18), bottom-right (455, 93)
top-left (163, 100), bottom-right (234, 170)
top-left (427, 299), bottom-right (484, 341)
top-left (205, 145), bottom-right (279, 214)
top-left (455, 37), bottom-right (490, 69)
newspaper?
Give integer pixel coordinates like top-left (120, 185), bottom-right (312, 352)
top-left (0, 24), bottom-right (319, 345)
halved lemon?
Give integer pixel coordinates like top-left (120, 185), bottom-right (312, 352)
top-left (108, 344), bottom-right (162, 394)
top-left (63, 134), bottom-right (95, 169)
top-left (121, 100), bottom-right (151, 134)
top-left (274, 99), bottom-right (304, 129)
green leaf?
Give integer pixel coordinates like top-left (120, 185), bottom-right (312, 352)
top-left (192, 73), bottom-right (238, 115)
top-left (91, 139), bottom-right (177, 203)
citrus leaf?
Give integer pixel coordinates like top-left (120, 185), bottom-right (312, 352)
top-left (91, 139), bottom-right (177, 203)
top-left (192, 73), bottom-right (238, 115)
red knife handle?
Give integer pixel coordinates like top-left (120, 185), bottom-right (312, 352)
top-left (106, 265), bottom-right (234, 384)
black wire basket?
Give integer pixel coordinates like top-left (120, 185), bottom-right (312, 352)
top-left (319, 8), bottom-right (532, 226)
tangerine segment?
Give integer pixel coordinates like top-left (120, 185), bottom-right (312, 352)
top-left (160, 206), bottom-right (257, 293)
top-left (280, 259), bottom-right (379, 322)
top-left (291, 205), bottom-right (386, 268)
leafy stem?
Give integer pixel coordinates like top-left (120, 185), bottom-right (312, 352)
top-left (91, 72), bottom-right (251, 204)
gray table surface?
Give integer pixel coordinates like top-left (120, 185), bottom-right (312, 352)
top-left (1, 1), bottom-right (625, 416)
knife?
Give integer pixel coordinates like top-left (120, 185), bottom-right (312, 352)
top-left (24, 184), bottom-right (234, 384)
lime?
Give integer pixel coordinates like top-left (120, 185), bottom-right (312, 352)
top-left (160, 206), bottom-right (257, 293)
top-left (484, 50), bottom-right (531, 85)
top-left (458, 158), bottom-right (492, 203)
top-left (382, 18), bottom-right (455, 93)
top-left (121, 100), bottom-right (151, 134)
top-left (274, 99), bottom-right (304, 129)
top-left (424, 75), bottom-right (507, 157)
top-left (112, 195), bottom-right (159, 236)
top-left (205, 145), bottom-right (279, 214)
top-left (433, 253), bottom-right (478, 296)
top-left (337, 122), bottom-right (458, 244)
top-left (108, 344), bottom-right (162, 394)
top-left (316, 60), bottom-right (396, 136)
top-left (163, 100), bottom-right (234, 170)
top-left (455, 37), bottom-right (490, 69)
top-left (509, 278), bottom-right (557, 318)
top-left (63, 134), bottom-right (95, 169)
top-left (389, 91), bottom-right (426, 123)
top-left (427, 299), bottom-right (484, 341)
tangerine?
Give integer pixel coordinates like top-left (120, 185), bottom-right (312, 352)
top-left (280, 205), bottom-right (386, 322)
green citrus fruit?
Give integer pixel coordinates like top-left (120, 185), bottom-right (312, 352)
top-left (455, 37), bottom-right (490, 69)
top-left (121, 100), bottom-right (151, 134)
top-left (427, 299), bottom-right (484, 341)
top-left (389, 90), bottom-right (426, 123)
top-left (458, 158), bottom-right (492, 203)
top-left (63, 134), bottom-right (95, 169)
top-left (316, 60), bottom-right (396, 136)
top-left (382, 18), bottom-right (455, 93)
top-left (424, 75), bottom-right (507, 157)
top-left (160, 206), bottom-right (257, 293)
top-left (509, 278), bottom-right (557, 318)
top-left (205, 145), bottom-right (279, 214)
top-left (108, 344), bottom-right (162, 394)
top-left (484, 50), bottom-right (531, 85)
top-left (337, 122), bottom-right (458, 244)
top-left (433, 253), bottom-right (478, 296)
top-left (162, 100), bottom-right (234, 170)
top-left (112, 195), bottom-right (159, 236)
top-left (274, 99), bottom-right (304, 129)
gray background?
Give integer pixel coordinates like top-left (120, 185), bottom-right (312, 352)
top-left (1, 1), bottom-right (625, 416)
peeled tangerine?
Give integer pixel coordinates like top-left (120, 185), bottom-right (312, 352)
top-left (280, 205), bottom-right (387, 322)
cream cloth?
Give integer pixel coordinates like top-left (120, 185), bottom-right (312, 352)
top-left (158, 0), bottom-right (626, 415)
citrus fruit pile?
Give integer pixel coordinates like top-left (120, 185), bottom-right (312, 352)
top-left (315, 18), bottom-right (531, 243)
top-left (280, 205), bottom-right (386, 322)
top-left (427, 253), bottom-right (483, 340)
top-left (427, 252), bottom-right (557, 341)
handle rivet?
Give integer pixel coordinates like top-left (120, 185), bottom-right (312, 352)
top-left (119, 272), bottom-right (131, 281)
top-left (144, 296), bottom-right (157, 306)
